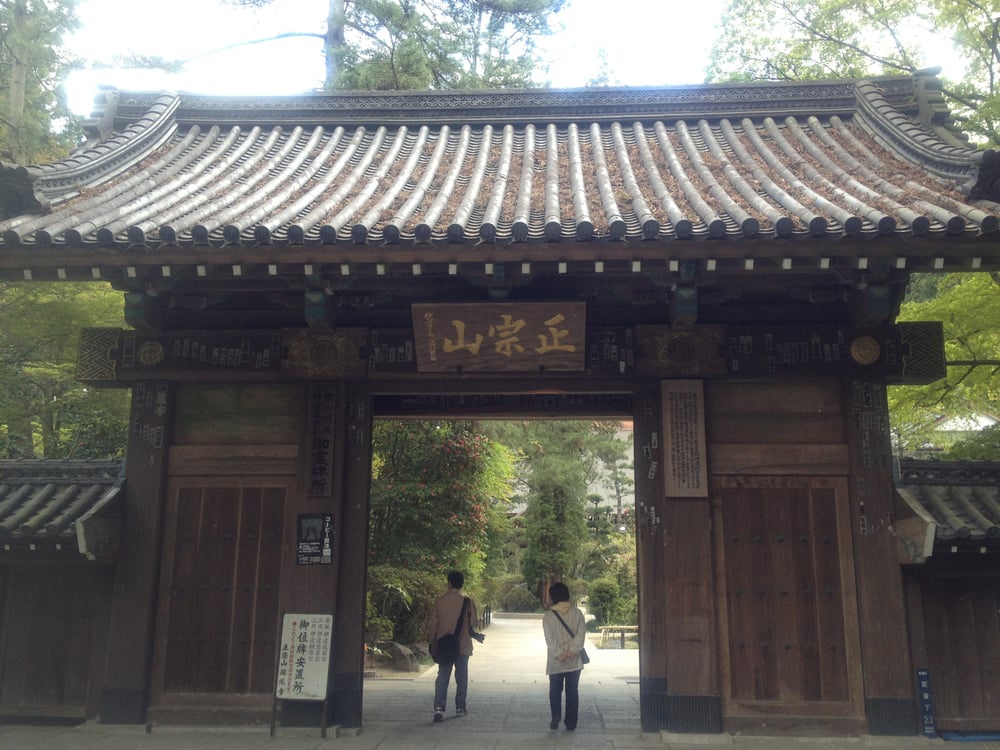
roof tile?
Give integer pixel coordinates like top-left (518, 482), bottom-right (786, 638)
top-left (0, 460), bottom-right (124, 555)
top-left (1, 76), bottom-right (998, 279)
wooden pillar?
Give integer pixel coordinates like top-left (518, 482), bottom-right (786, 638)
top-left (634, 386), bottom-right (669, 732)
top-left (660, 380), bottom-right (720, 733)
top-left (280, 382), bottom-right (346, 729)
top-left (663, 498), bottom-right (719, 732)
top-left (100, 382), bottom-right (172, 724)
top-left (843, 379), bottom-right (917, 735)
top-left (330, 391), bottom-right (373, 728)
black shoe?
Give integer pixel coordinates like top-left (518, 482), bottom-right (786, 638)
top-left (433, 710), bottom-right (443, 723)
top-left (455, 707), bottom-right (467, 716)
top-left (550, 718), bottom-right (559, 731)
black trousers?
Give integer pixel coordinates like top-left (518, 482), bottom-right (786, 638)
top-left (548, 668), bottom-right (581, 730)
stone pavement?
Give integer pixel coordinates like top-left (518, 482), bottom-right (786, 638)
top-left (1, 614), bottom-right (998, 749)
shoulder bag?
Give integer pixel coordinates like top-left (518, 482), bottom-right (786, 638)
top-left (552, 609), bottom-right (590, 664)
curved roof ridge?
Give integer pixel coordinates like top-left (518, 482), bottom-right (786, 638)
top-left (854, 78), bottom-right (979, 181)
top-left (107, 78), bottom-right (895, 128)
top-left (30, 93), bottom-right (182, 202)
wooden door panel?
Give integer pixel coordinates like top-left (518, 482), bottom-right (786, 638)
top-left (716, 477), bottom-right (859, 717)
top-left (921, 578), bottom-right (1000, 725)
top-left (161, 483), bottom-right (285, 695)
top-left (0, 567), bottom-right (109, 717)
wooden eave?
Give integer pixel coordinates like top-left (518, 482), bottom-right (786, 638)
top-left (0, 459), bottom-right (124, 562)
top-left (895, 459), bottom-right (1000, 563)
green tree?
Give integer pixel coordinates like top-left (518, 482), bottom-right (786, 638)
top-left (225, 0), bottom-right (564, 91)
top-left (0, 282), bottom-right (129, 458)
top-left (581, 508), bottom-right (635, 595)
top-left (888, 273), bottom-right (1000, 456)
top-left (587, 577), bottom-right (619, 626)
top-left (368, 419), bottom-right (516, 578)
top-left (944, 424), bottom-right (1000, 460)
top-left (495, 420), bottom-right (629, 598)
top-left (0, 0), bottom-right (81, 163)
top-left (707, 0), bottom-right (1000, 144)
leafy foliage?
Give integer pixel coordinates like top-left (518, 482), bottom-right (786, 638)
top-left (587, 577), bottom-right (619, 626)
top-left (707, 0), bottom-right (1000, 144)
top-left (943, 424), bottom-right (1000, 460)
top-left (581, 516), bottom-right (635, 606)
top-left (368, 419), bottom-right (516, 578)
top-left (225, 0), bottom-right (565, 91)
top-left (367, 564), bottom-right (441, 644)
top-left (888, 273), bottom-right (1000, 456)
top-left (490, 420), bottom-right (630, 596)
top-left (0, 282), bottom-right (129, 458)
top-left (0, 0), bottom-right (82, 162)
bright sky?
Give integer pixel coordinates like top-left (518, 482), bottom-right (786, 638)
top-left (64, 0), bottom-right (728, 116)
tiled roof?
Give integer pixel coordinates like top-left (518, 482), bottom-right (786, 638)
top-left (0, 459), bottom-right (124, 557)
top-left (0, 74), bottom-right (999, 282)
top-left (896, 459), bottom-right (1000, 542)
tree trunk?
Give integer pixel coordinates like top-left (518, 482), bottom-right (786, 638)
top-left (6, 0), bottom-right (29, 162)
top-left (324, 0), bottom-right (347, 90)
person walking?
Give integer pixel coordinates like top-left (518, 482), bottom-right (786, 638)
top-left (542, 581), bottom-right (586, 731)
top-left (427, 570), bottom-right (480, 722)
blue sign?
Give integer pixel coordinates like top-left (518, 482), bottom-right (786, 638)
top-left (916, 668), bottom-right (936, 738)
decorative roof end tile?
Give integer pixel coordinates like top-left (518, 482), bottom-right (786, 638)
top-left (0, 164), bottom-right (49, 220)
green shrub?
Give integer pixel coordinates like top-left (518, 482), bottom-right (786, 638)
top-left (367, 565), bottom-right (441, 645)
top-left (481, 573), bottom-right (523, 610)
top-left (587, 577), bottom-right (620, 625)
top-left (502, 583), bottom-right (538, 612)
top-left (616, 594), bottom-right (638, 625)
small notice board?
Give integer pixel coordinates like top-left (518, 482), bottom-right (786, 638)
top-left (271, 613), bottom-right (334, 737)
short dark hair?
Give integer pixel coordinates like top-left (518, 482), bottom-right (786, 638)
top-left (549, 582), bottom-right (570, 604)
top-left (448, 570), bottom-right (464, 589)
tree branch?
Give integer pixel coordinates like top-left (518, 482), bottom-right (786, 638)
top-left (180, 31), bottom-right (326, 64)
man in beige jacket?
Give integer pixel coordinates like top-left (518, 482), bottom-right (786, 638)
top-left (427, 570), bottom-right (480, 722)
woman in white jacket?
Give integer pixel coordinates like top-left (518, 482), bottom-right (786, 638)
top-left (542, 581), bottom-right (586, 731)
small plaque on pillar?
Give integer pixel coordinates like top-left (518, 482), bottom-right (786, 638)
top-left (662, 380), bottom-right (708, 498)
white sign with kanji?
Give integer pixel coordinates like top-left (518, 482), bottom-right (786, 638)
top-left (275, 613), bottom-right (333, 701)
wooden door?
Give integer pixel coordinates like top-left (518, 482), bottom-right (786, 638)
top-left (714, 476), bottom-right (864, 726)
top-left (918, 576), bottom-right (1000, 730)
top-left (152, 480), bottom-right (287, 700)
top-left (0, 566), bottom-right (111, 719)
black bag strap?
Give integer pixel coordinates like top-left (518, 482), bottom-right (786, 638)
top-left (552, 609), bottom-right (576, 637)
top-left (452, 597), bottom-right (470, 637)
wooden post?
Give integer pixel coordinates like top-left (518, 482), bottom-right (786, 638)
top-left (99, 382), bottom-right (172, 724)
top-left (281, 382), bottom-right (344, 730)
top-left (843, 379), bottom-right (917, 735)
top-left (634, 386), bottom-right (669, 732)
top-left (660, 381), bottom-right (720, 733)
top-left (330, 391), bottom-right (373, 728)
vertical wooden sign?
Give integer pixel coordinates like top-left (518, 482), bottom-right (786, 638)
top-left (661, 380), bottom-right (708, 498)
top-left (306, 383), bottom-right (337, 496)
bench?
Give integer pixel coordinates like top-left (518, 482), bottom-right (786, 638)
top-left (599, 625), bottom-right (638, 648)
